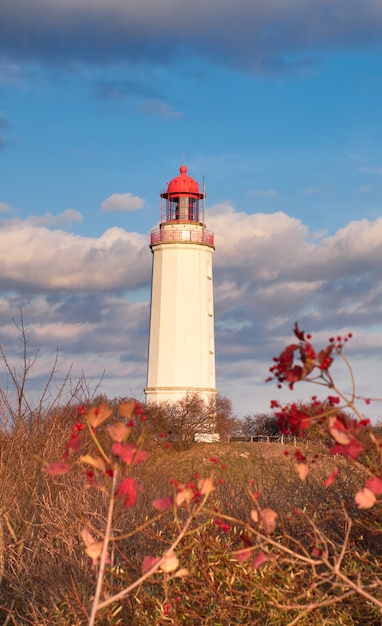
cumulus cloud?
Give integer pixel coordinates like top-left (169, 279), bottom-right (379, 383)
top-left (26, 209), bottom-right (83, 227)
top-left (0, 202), bottom-right (11, 213)
top-left (0, 1), bottom-right (381, 73)
top-left (100, 193), bottom-right (144, 213)
top-left (0, 218), bottom-right (150, 291)
top-left (2, 206), bottom-right (382, 418)
top-left (206, 205), bottom-right (382, 371)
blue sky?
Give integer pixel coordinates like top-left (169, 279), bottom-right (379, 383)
top-left (1, 0), bottom-right (382, 420)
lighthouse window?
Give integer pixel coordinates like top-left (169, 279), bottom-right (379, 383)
top-left (189, 198), bottom-right (199, 221)
top-left (166, 197), bottom-right (199, 221)
top-left (167, 199), bottom-right (179, 221)
top-left (177, 196), bottom-right (189, 220)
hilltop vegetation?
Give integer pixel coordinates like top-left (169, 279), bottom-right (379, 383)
top-left (0, 321), bottom-right (381, 624)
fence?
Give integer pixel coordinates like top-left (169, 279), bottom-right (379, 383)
top-left (229, 434), bottom-right (299, 445)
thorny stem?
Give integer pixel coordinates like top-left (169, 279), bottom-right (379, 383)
top-left (337, 350), bottom-right (356, 405)
top-left (203, 509), bottom-right (323, 567)
top-left (85, 419), bottom-right (112, 466)
top-left (96, 514), bottom-right (194, 612)
top-left (220, 503), bottom-right (382, 614)
top-left (88, 468), bottom-right (118, 626)
top-left (278, 590), bottom-right (356, 626)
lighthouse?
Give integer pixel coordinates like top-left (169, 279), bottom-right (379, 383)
top-left (145, 165), bottom-right (217, 406)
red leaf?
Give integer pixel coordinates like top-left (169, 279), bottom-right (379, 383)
top-left (293, 323), bottom-right (305, 341)
top-left (365, 476), bottom-right (382, 495)
top-left (328, 416), bottom-right (352, 444)
top-left (330, 438), bottom-right (363, 460)
top-left (251, 551), bottom-right (268, 570)
top-left (285, 365), bottom-right (303, 383)
top-left (117, 477), bottom-right (141, 507)
top-left (153, 496), bottom-right (173, 511)
top-left (233, 548), bottom-right (252, 563)
top-left (62, 434), bottom-right (81, 460)
top-left (43, 461), bottom-right (71, 476)
top-left (324, 467), bottom-right (338, 486)
top-left (142, 555), bottom-right (160, 574)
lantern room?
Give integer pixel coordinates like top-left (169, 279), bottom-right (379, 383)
top-left (160, 165), bottom-right (204, 224)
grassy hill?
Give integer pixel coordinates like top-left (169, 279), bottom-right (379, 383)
top-left (1, 415), bottom-right (381, 625)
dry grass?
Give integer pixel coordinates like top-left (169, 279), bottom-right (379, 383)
top-left (1, 422), bottom-right (381, 625)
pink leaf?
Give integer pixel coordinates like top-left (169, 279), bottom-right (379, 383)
top-left (117, 477), bottom-right (141, 507)
top-left (43, 461), bottom-right (71, 476)
top-left (251, 551), bottom-right (268, 570)
top-left (260, 508), bottom-right (278, 534)
top-left (62, 434), bottom-right (81, 460)
top-left (107, 422), bottom-right (130, 443)
top-left (175, 486), bottom-right (194, 506)
top-left (233, 548), bottom-right (252, 562)
top-left (160, 549), bottom-right (179, 573)
top-left (142, 555), bottom-right (160, 574)
top-left (328, 416), bottom-right (351, 445)
top-left (112, 442), bottom-right (148, 465)
top-left (295, 462), bottom-right (309, 481)
top-left (153, 496), bottom-right (174, 511)
top-left (86, 403), bottom-right (113, 428)
top-left (118, 400), bottom-right (136, 420)
top-left (197, 475), bottom-right (215, 495)
top-left (365, 476), bottom-right (382, 495)
top-left (330, 438), bottom-right (363, 460)
top-left (355, 487), bottom-right (377, 509)
top-left (79, 454), bottom-right (106, 472)
top-left (80, 527), bottom-right (111, 568)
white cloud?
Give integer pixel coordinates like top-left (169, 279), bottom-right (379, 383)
top-left (0, 202), bottom-right (11, 213)
top-left (26, 209), bottom-right (83, 227)
top-left (0, 219), bottom-right (150, 291)
top-left (100, 193), bottom-right (144, 213)
top-left (2, 207), bottom-right (382, 419)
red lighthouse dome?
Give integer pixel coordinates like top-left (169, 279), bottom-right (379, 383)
top-left (164, 165), bottom-right (203, 197)
top-left (161, 165), bottom-right (204, 223)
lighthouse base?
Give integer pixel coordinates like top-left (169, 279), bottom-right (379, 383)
top-left (144, 388), bottom-right (219, 444)
top-left (144, 386), bottom-right (217, 405)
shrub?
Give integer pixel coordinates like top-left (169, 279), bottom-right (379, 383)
top-left (1, 320), bottom-right (382, 624)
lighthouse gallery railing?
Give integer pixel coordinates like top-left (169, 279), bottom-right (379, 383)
top-left (150, 228), bottom-right (214, 247)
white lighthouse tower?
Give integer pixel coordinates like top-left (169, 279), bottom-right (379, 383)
top-left (145, 165), bottom-right (217, 406)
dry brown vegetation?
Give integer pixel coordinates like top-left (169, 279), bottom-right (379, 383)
top-left (0, 319), bottom-right (381, 625)
top-left (1, 424), bottom-right (381, 625)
